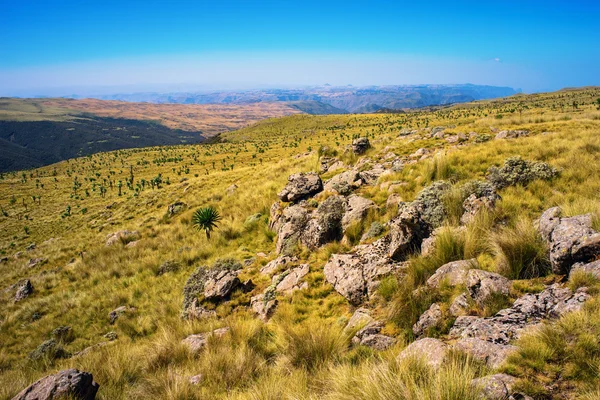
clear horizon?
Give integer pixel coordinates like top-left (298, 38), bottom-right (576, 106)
top-left (1, 0), bottom-right (599, 96)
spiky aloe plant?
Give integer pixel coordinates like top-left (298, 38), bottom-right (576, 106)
top-left (192, 206), bottom-right (222, 239)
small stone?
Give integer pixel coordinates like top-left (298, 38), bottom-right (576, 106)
top-left (182, 327), bottom-right (229, 353)
top-left (14, 279), bottom-right (33, 302)
top-left (413, 303), bottom-right (443, 337)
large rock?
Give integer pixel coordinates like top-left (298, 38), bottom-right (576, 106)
top-left (538, 207), bottom-right (600, 274)
top-left (12, 369), bottom-right (99, 400)
top-left (324, 239), bottom-right (404, 305)
top-left (260, 255), bottom-right (298, 276)
top-left (14, 279), bottom-right (33, 302)
top-left (454, 338), bottom-right (517, 369)
top-left (466, 269), bottom-right (511, 306)
top-left (387, 203), bottom-right (431, 261)
top-left (570, 260), bottom-right (600, 279)
top-left (450, 284), bottom-right (589, 344)
top-left (461, 192), bottom-right (499, 224)
top-left (203, 269), bottom-right (240, 299)
top-left (352, 137), bottom-right (371, 154)
top-left (302, 195), bottom-right (346, 249)
top-left (250, 294), bottom-right (278, 322)
top-left (278, 172), bottom-right (323, 203)
top-left (427, 259), bottom-right (476, 288)
top-left (471, 374), bottom-right (517, 400)
top-left (341, 195), bottom-right (377, 230)
top-left (351, 321), bottom-right (396, 350)
top-left (413, 303), bottom-right (443, 337)
top-left (274, 264), bottom-right (310, 294)
top-left (324, 171), bottom-right (364, 195)
top-left (449, 293), bottom-right (470, 317)
top-left (344, 308), bottom-right (374, 333)
top-left (275, 205), bottom-right (310, 255)
top-left (182, 327), bottom-right (230, 353)
top-left (396, 338), bottom-right (448, 369)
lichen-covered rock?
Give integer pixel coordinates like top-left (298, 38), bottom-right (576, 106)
top-left (351, 321), bottom-right (395, 350)
top-left (274, 264), bottom-right (310, 294)
top-left (388, 203), bottom-right (431, 261)
top-left (274, 204), bottom-right (310, 255)
top-left (455, 338), bottom-right (517, 369)
top-left (260, 255), bottom-right (299, 275)
top-left (538, 207), bottom-right (600, 274)
top-left (278, 172), bottom-right (323, 203)
top-left (413, 303), bottom-right (443, 337)
top-left (344, 308), bottom-right (374, 333)
top-left (324, 170), bottom-right (364, 195)
top-left (182, 327), bottom-right (230, 353)
top-left (449, 293), bottom-right (470, 316)
top-left (450, 284), bottom-right (589, 344)
top-left (396, 338), bottom-right (448, 369)
top-left (12, 369), bottom-right (99, 400)
top-left (461, 192), bottom-right (499, 224)
top-left (487, 157), bottom-right (558, 190)
top-left (352, 137), bottom-right (370, 154)
top-left (324, 239), bottom-right (404, 305)
top-left (358, 164), bottom-right (387, 185)
top-left (570, 260), bottom-right (600, 279)
top-left (341, 195), bottom-right (377, 230)
top-left (302, 195), bottom-right (346, 249)
top-left (14, 279), bottom-right (33, 302)
top-left (471, 373), bottom-right (517, 400)
top-left (203, 269), bottom-right (240, 299)
top-left (466, 269), bottom-right (511, 306)
top-left (427, 259), bottom-right (476, 288)
top-left (251, 294), bottom-right (278, 321)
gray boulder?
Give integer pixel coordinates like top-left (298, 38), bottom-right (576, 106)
top-left (341, 195), bottom-right (377, 230)
top-left (324, 170), bottom-right (364, 195)
top-left (461, 192), bottom-right (499, 224)
top-left (105, 230), bottom-right (139, 246)
top-left (275, 205), bottom-right (310, 255)
top-left (455, 338), bottom-right (517, 369)
top-left (182, 327), bottom-right (229, 353)
top-left (12, 369), bottom-right (99, 400)
top-left (450, 284), bottom-right (589, 344)
top-left (278, 172), bottom-right (323, 203)
top-left (471, 373), bottom-right (516, 400)
top-left (388, 203), bottom-right (430, 261)
top-left (396, 338), bottom-right (448, 369)
top-left (449, 293), bottom-right (470, 317)
top-left (167, 201), bottom-right (186, 217)
top-left (344, 308), bottom-right (374, 333)
top-left (14, 279), bottom-right (33, 302)
top-left (274, 264), bottom-right (310, 294)
top-left (352, 137), bottom-right (371, 154)
top-left (203, 269), bottom-right (240, 299)
top-left (413, 303), bottom-right (443, 337)
top-left (570, 260), bottom-right (600, 279)
top-left (250, 294), bottom-right (278, 321)
top-left (538, 207), bottom-right (600, 274)
top-left (466, 269), bottom-right (511, 306)
top-left (260, 255), bottom-right (298, 276)
top-left (302, 195), bottom-right (346, 249)
top-left (427, 259), bottom-right (476, 288)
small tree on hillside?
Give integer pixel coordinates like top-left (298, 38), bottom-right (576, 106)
top-left (192, 206), bottom-right (222, 239)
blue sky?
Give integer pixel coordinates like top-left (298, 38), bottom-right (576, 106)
top-left (1, 0), bottom-right (598, 95)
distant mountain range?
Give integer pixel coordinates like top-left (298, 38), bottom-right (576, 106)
top-left (77, 84), bottom-right (519, 113)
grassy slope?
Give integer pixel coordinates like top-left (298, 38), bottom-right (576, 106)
top-left (0, 88), bottom-right (599, 399)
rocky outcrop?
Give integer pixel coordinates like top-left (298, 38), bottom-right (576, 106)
top-left (203, 269), bottom-right (240, 299)
top-left (471, 374), bottom-right (517, 400)
top-left (341, 195), bottom-right (377, 230)
top-left (396, 338), bottom-right (448, 369)
top-left (450, 284), bottom-right (589, 344)
top-left (426, 259), bottom-right (476, 288)
top-left (351, 321), bottom-right (395, 350)
top-left (466, 269), bottom-right (511, 306)
top-left (251, 294), bottom-right (278, 321)
top-left (352, 137), bottom-right (370, 154)
top-left (182, 327), bottom-right (230, 353)
top-left (449, 293), bottom-right (470, 316)
top-left (273, 264), bottom-right (310, 294)
top-left (260, 255), bottom-right (298, 276)
top-left (14, 279), bottom-right (33, 302)
top-left (388, 203), bottom-right (431, 261)
top-left (324, 171), bottom-right (364, 195)
top-left (278, 172), bottom-right (323, 203)
top-left (461, 191), bottom-right (500, 224)
top-left (412, 303), bottom-right (443, 337)
top-left (324, 239), bottom-right (404, 305)
top-left (570, 260), bottom-right (600, 279)
top-left (455, 338), bottom-right (517, 369)
top-left (302, 196), bottom-right (346, 249)
top-left (12, 369), bottom-right (99, 400)
top-left (538, 207), bottom-right (600, 274)
top-left (275, 205), bottom-right (310, 254)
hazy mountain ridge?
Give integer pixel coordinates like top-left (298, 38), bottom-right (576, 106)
top-left (80, 84), bottom-right (519, 113)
